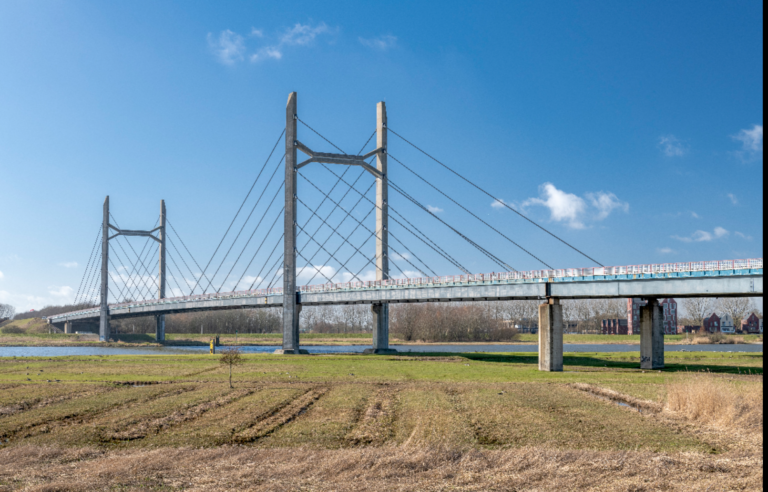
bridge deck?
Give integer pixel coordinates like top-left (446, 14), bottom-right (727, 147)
top-left (47, 259), bottom-right (763, 324)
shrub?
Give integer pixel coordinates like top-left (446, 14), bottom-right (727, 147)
top-left (1, 326), bottom-right (24, 334)
top-left (666, 375), bottom-right (762, 431)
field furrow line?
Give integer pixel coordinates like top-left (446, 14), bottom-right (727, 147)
top-left (0, 388), bottom-right (108, 419)
top-left (108, 388), bottom-right (256, 441)
top-left (0, 385), bottom-right (180, 441)
top-left (346, 386), bottom-right (397, 446)
top-left (234, 387), bottom-right (328, 443)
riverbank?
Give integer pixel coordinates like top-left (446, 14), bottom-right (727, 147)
top-left (0, 331), bottom-right (762, 347)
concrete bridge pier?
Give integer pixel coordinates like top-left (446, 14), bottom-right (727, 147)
top-left (64, 321), bottom-right (74, 334)
top-left (538, 298), bottom-right (564, 371)
top-left (640, 298), bottom-right (664, 369)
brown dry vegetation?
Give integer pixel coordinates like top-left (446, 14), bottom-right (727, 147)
top-left (0, 359), bottom-right (761, 490)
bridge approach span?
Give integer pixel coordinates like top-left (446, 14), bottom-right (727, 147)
top-left (47, 260), bottom-right (762, 325)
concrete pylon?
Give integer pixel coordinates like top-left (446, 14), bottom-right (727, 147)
top-left (155, 200), bottom-right (166, 343)
top-left (538, 298), bottom-right (563, 371)
top-left (366, 101), bottom-right (397, 355)
top-left (277, 92), bottom-right (306, 355)
top-left (99, 196), bottom-right (110, 342)
top-left (640, 298), bottom-right (664, 369)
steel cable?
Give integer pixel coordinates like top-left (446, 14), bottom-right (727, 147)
top-left (74, 225), bottom-right (102, 305)
top-left (389, 181), bottom-right (512, 271)
top-left (248, 234), bottom-right (284, 290)
top-left (299, 172), bottom-right (431, 279)
top-left (204, 155), bottom-right (285, 293)
top-left (191, 129), bottom-right (285, 293)
top-left (216, 181), bottom-right (285, 293)
top-left (388, 127), bottom-right (603, 266)
top-left (234, 208), bottom-right (284, 291)
top-left (317, 163), bottom-right (467, 274)
top-left (166, 219), bottom-right (211, 293)
top-left (389, 153), bottom-right (553, 269)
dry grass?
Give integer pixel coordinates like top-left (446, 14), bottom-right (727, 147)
top-left (0, 444), bottom-right (762, 491)
top-left (666, 374), bottom-right (763, 432)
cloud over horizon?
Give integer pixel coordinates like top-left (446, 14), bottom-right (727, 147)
top-left (521, 183), bottom-right (628, 229)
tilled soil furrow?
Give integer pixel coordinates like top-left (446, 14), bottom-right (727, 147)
top-left (108, 388), bottom-right (255, 441)
top-left (0, 389), bottom-right (107, 418)
top-left (346, 387), bottom-right (397, 446)
top-left (0, 386), bottom-right (176, 442)
top-left (235, 387), bottom-right (328, 443)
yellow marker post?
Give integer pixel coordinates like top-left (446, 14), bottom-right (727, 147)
top-left (210, 339), bottom-right (215, 354)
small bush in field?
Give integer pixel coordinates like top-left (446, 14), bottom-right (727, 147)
top-left (219, 347), bottom-right (243, 388)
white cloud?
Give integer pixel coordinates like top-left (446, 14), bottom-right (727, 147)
top-left (0, 271), bottom-right (3, 279)
top-left (586, 191), bottom-right (629, 220)
top-left (658, 135), bottom-right (687, 157)
top-left (280, 22), bottom-right (329, 46)
top-left (691, 211), bottom-right (700, 219)
top-left (58, 262), bottom-right (78, 268)
top-left (672, 227), bottom-right (729, 243)
top-left (657, 247), bottom-right (675, 254)
top-left (249, 22), bottom-right (331, 63)
top-left (426, 205), bottom-right (443, 213)
top-left (48, 286), bottom-right (74, 299)
top-left (522, 183), bottom-right (587, 229)
top-left (250, 28), bottom-right (264, 37)
top-left (359, 35), bottom-right (397, 50)
top-left (250, 46), bottom-right (283, 61)
top-left (491, 199), bottom-right (508, 209)
top-left (521, 183), bottom-right (627, 229)
top-left (727, 193), bottom-right (738, 205)
top-left (733, 124), bottom-right (763, 153)
top-left (735, 232), bottom-right (753, 240)
top-left (207, 29), bottom-right (245, 65)
top-left (391, 252), bottom-right (411, 261)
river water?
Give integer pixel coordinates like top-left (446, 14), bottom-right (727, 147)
top-left (0, 343), bottom-right (762, 357)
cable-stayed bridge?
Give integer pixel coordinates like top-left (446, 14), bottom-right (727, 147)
top-left (47, 93), bottom-right (763, 371)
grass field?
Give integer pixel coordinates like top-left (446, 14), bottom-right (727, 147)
top-left (0, 350), bottom-right (762, 490)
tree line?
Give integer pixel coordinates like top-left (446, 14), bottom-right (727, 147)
top-left (15, 297), bottom-right (763, 341)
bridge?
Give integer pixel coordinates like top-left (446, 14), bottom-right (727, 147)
top-left (47, 92), bottom-right (763, 371)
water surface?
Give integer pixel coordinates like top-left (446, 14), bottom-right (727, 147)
top-left (0, 343), bottom-right (761, 357)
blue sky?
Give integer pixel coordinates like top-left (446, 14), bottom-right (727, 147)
top-left (0, 0), bottom-right (763, 311)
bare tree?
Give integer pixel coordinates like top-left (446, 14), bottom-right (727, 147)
top-left (219, 347), bottom-right (243, 388)
top-left (0, 303), bottom-right (15, 321)
top-left (681, 298), bottom-right (713, 326)
top-left (717, 297), bottom-right (755, 331)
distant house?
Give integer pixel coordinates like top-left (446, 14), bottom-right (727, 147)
top-left (626, 298), bottom-right (646, 334)
top-left (601, 319), bottom-right (629, 335)
top-left (702, 312), bottom-right (733, 333)
top-left (740, 313), bottom-right (762, 334)
top-left (703, 313), bottom-right (721, 333)
top-left (718, 313), bottom-right (735, 333)
top-left (660, 298), bottom-right (678, 335)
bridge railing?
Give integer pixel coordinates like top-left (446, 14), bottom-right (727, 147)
top-left (47, 257), bottom-right (762, 321)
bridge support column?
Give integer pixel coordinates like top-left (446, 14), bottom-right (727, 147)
top-left (365, 303), bottom-right (396, 354)
top-left (277, 92), bottom-right (307, 355)
top-left (538, 298), bottom-right (563, 372)
top-left (364, 102), bottom-right (396, 356)
top-left (155, 200), bottom-right (166, 343)
top-left (640, 298), bottom-right (664, 369)
top-left (64, 321), bottom-right (73, 334)
top-left (99, 196), bottom-right (110, 342)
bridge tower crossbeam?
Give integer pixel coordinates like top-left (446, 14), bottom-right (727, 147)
top-left (99, 197), bottom-right (167, 342)
top-left (279, 92), bottom-right (395, 354)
